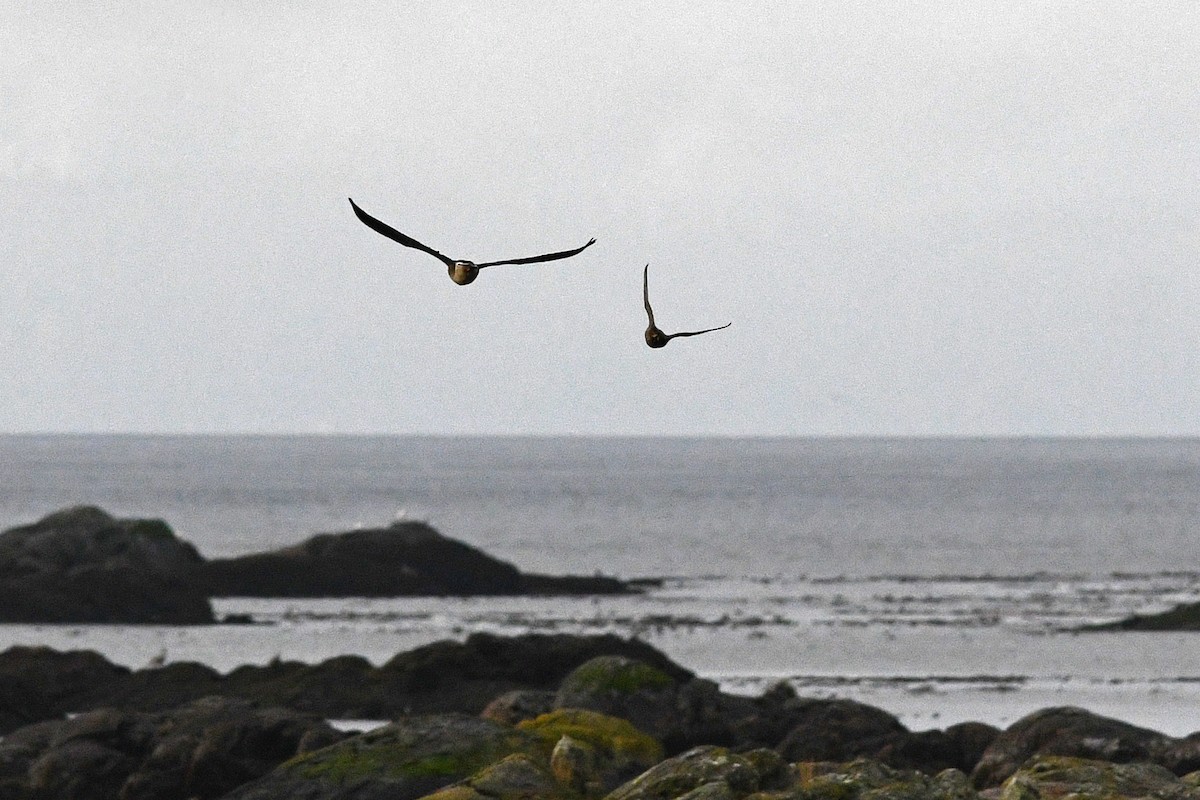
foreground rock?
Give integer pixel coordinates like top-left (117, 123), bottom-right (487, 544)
top-left (224, 714), bottom-right (545, 800)
top-left (0, 696), bottom-right (343, 800)
top-left (201, 519), bottom-right (632, 597)
top-left (971, 706), bottom-right (1200, 788)
top-left (0, 506), bottom-right (213, 624)
top-left (8, 638), bottom-right (1200, 799)
top-left (998, 755), bottom-right (1200, 800)
top-left (517, 709), bottom-right (664, 795)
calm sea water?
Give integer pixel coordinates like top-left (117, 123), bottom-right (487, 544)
top-left (2, 434), bottom-right (1200, 734)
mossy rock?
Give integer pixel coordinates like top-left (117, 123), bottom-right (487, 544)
top-left (554, 658), bottom-right (679, 742)
top-left (518, 709), bottom-right (664, 797)
top-left (420, 753), bottom-right (576, 800)
top-left (226, 714), bottom-right (544, 800)
top-left (998, 755), bottom-right (1197, 800)
top-left (560, 657), bottom-right (675, 695)
top-left (605, 746), bottom-right (765, 800)
top-left (748, 759), bottom-right (978, 800)
top-left (519, 709), bottom-right (664, 764)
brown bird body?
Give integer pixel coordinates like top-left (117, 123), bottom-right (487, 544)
top-left (643, 264), bottom-right (730, 348)
top-left (349, 198), bottom-right (596, 285)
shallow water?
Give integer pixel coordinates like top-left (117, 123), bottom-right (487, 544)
top-left (3, 572), bottom-right (1200, 735)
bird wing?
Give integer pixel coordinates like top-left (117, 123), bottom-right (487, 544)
top-left (476, 238), bottom-right (596, 268)
top-left (348, 198), bottom-right (455, 268)
top-left (642, 264), bottom-right (656, 327)
top-left (666, 322), bottom-right (732, 340)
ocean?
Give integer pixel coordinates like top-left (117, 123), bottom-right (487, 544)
top-left (2, 434), bottom-right (1199, 734)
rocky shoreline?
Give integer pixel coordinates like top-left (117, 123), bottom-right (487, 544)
top-left (0, 506), bottom-right (635, 624)
top-left (0, 635), bottom-right (1198, 799)
top-left (3, 506), bottom-right (1200, 797)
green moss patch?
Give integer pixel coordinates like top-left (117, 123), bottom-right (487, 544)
top-left (518, 709), bottom-right (664, 763)
top-left (565, 658), bottom-right (674, 694)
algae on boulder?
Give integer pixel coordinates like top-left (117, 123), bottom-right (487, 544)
top-left (517, 709), bottom-right (664, 796)
top-left (970, 706), bottom-right (1198, 789)
top-left (225, 714), bottom-right (545, 800)
top-left (750, 759), bottom-right (979, 800)
top-left (998, 755), bottom-right (1199, 800)
top-left (555, 656), bottom-right (680, 743)
top-left (605, 745), bottom-right (786, 800)
top-left (419, 753), bottom-right (576, 800)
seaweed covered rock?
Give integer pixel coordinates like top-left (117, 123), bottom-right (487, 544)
top-left (517, 709), bottom-right (664, 796)
top-left (201, 520), bottom-right (630, 598)
top-left (226, 714), bottom-right (545, 800)
top-left (0, 506), bottom-right (213, 623)
top-left (998, 755), bottom-right (1198, 800)
top-left (970, 706), bottom-right (1197, 789)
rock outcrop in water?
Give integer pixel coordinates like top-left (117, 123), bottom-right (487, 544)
top-left (199, 519), bottom-right (631, 598)
top-left (0, 506), bottom-right (214, 624)
top-left (1082, 600), bottom-right (1200, 632)
top-left (0, 507), bottom-right (637, 624)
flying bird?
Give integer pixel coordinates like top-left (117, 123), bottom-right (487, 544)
top-left (348, 198), bottom-right (596, 285)
top-left (642, 264), bottom-right (731, 348)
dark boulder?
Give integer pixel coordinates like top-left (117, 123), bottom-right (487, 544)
top-left (200, 520), bottom-right (632, 598)
top-left (0, 506), bottom-right (213, 624)
top-left (774, 698), bottom-right (909, 762)
top-left (970, 705), bottom-right (1200, 788)
top-left (730, 682), bottom-right (997, 775)
top-left (0, 671), bottom-right (57, 737)
top-left (869, 721), bottom-right (1001, 775)
top-left (0, 696), bottom-right (344, 800)
top-left (0, 646), bottom-right (129, 728)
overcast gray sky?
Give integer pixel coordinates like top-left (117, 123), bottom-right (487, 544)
top-left (2, 2), bottom-right (1197, 436)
